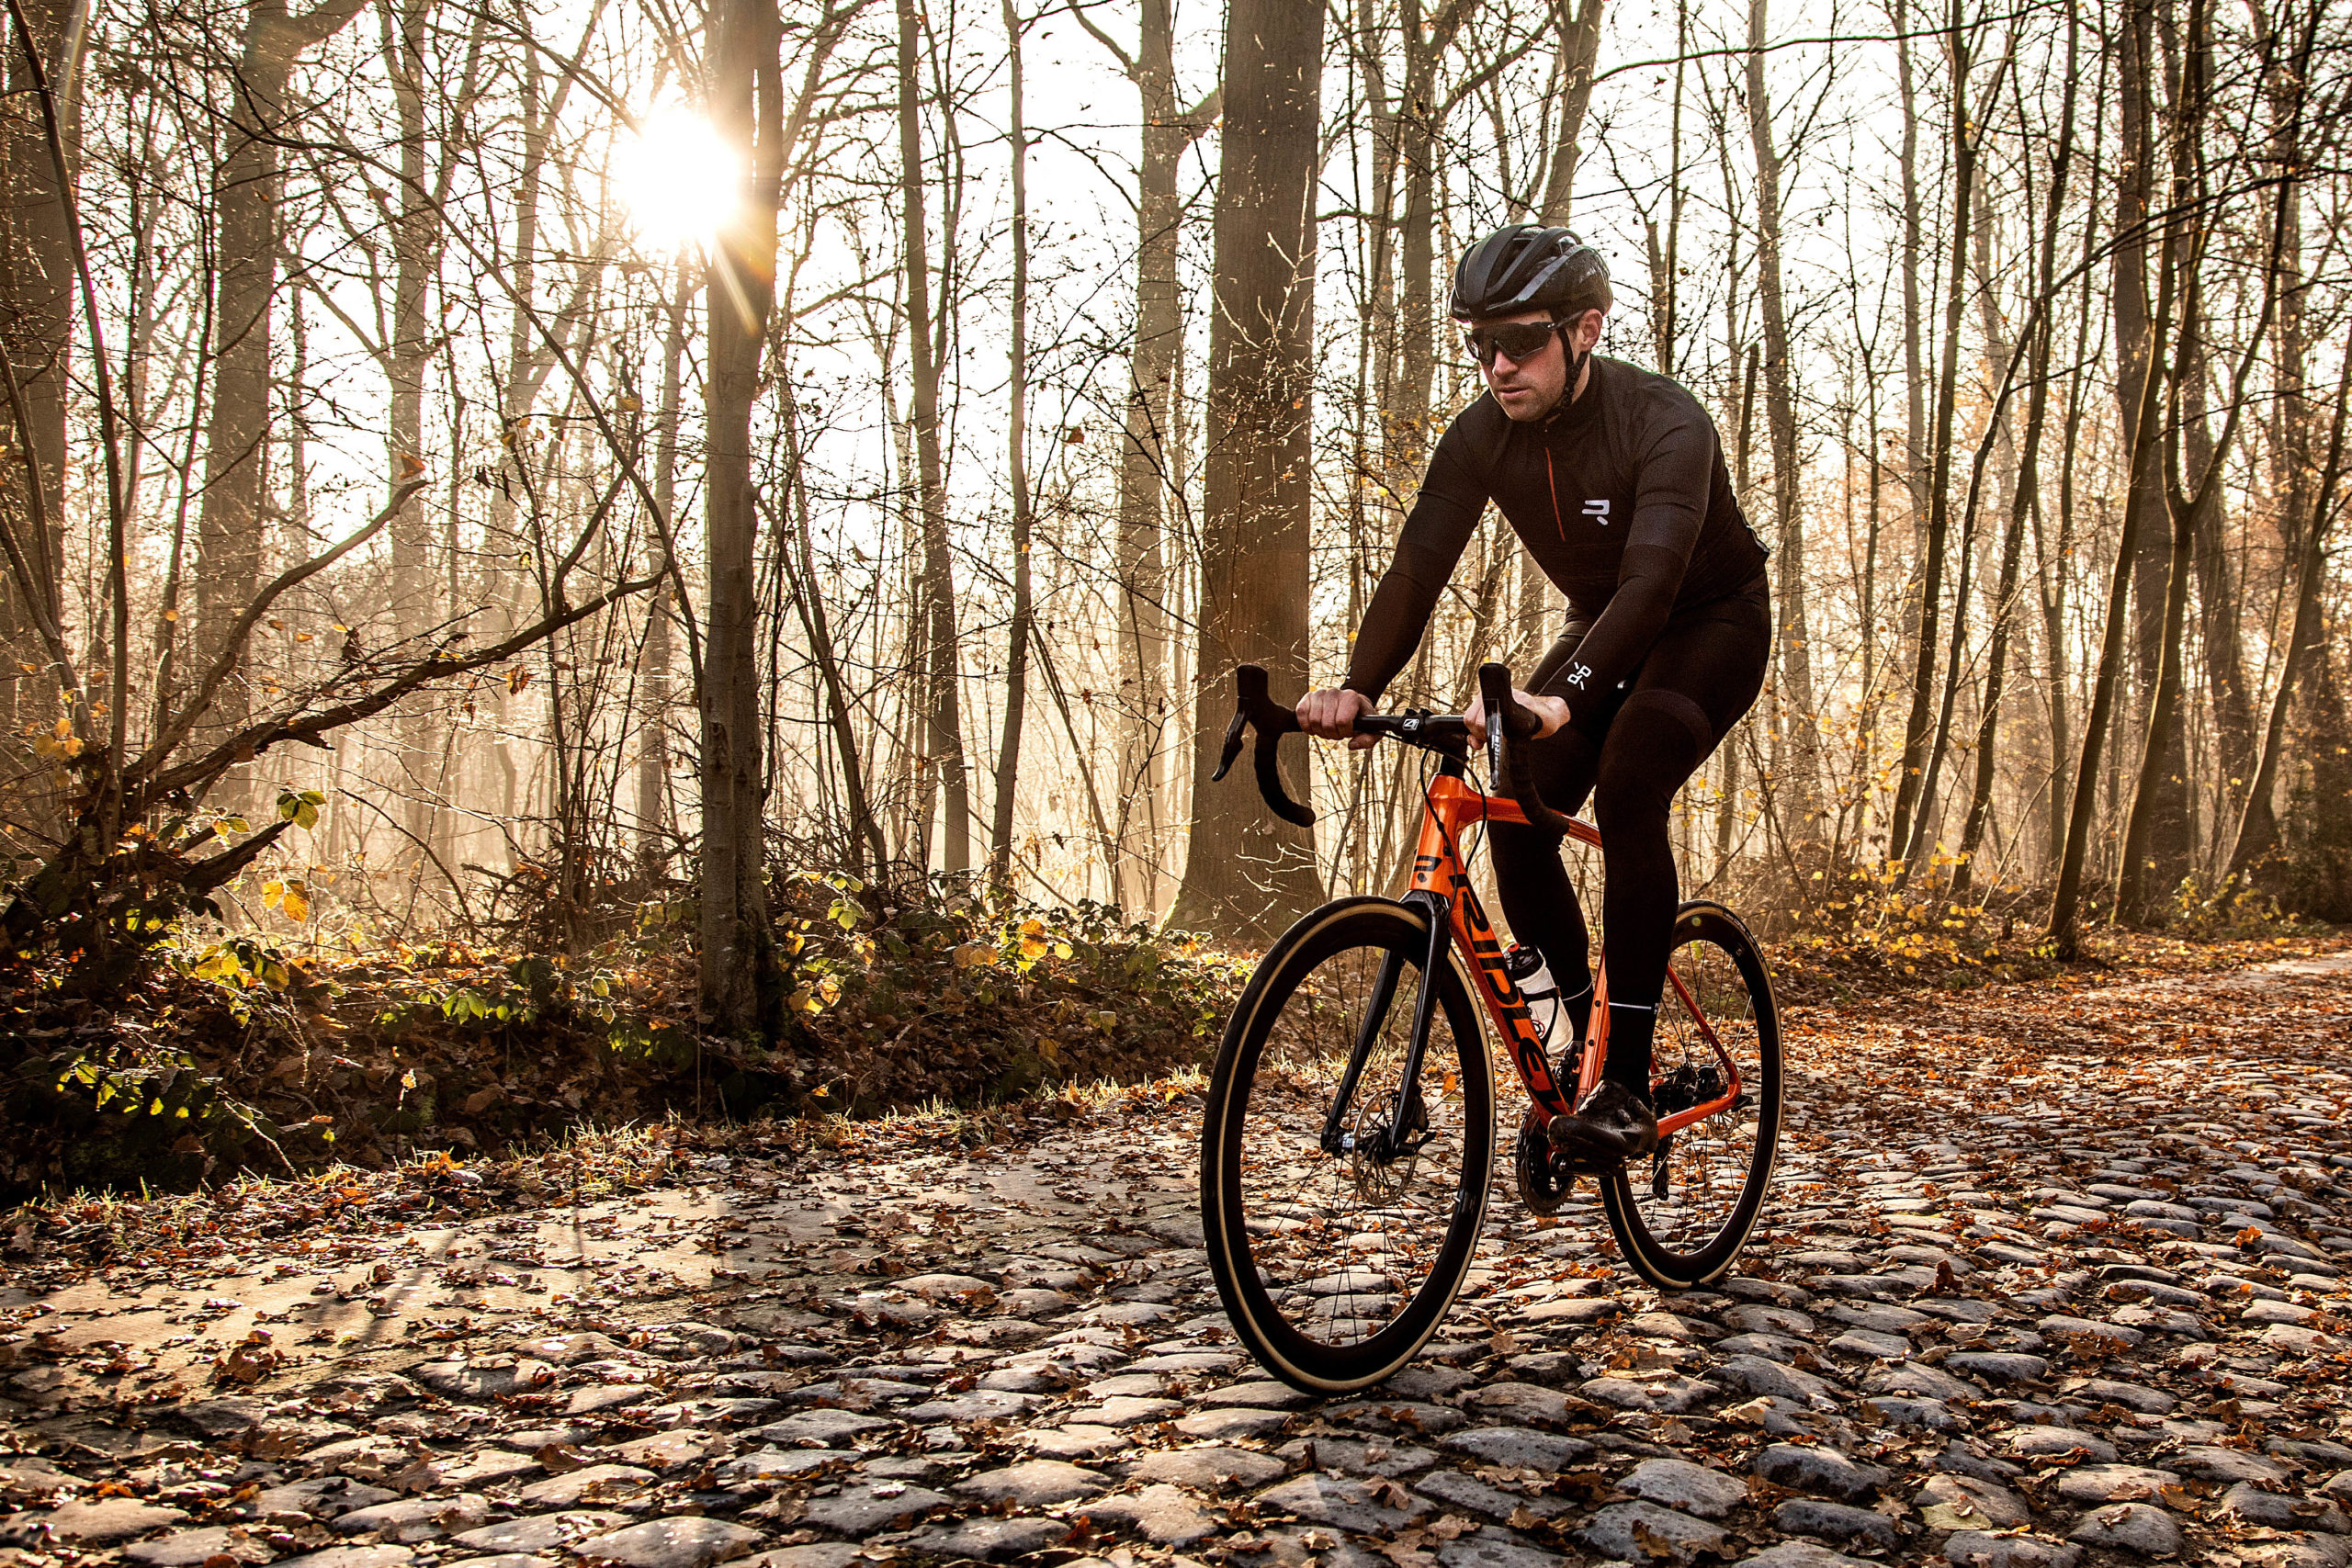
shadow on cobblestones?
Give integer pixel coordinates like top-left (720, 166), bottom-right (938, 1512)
top-left (5, 942), bottom-right (2351, 1568)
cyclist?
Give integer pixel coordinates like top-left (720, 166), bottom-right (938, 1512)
top-left (1297, 225), bottom-right (1772, 1170)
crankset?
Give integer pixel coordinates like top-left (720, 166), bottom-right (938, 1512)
top-left (1513, 1116), bottom-right (1573, 1215)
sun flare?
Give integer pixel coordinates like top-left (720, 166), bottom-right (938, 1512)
top-left (614, 107), bottom-right (741, 253)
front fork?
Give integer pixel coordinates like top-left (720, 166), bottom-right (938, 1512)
top-left (1319, 891), bottom-right (1450, 1160)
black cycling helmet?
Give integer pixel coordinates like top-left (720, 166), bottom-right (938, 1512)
top-left (1450, 225), bottom-right (1611, 321)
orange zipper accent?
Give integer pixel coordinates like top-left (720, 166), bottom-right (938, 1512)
top-left (1545, 447), bottom-right (1566, 542)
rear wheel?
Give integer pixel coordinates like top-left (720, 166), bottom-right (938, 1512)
top-left (1201, 898), bottom-right (1494, 1393)
top-left (1601, 901), bottom-right (1781, 1289)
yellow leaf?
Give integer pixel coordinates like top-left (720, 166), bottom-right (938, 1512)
top-left (282, 882), bottom-right (311, 923)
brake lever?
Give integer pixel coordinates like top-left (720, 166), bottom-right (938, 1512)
top-left (1477, 663), bottom-right (1576, 835)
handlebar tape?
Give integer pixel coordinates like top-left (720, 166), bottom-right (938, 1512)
top-left (1214, 664), bottom-right (1315, 828)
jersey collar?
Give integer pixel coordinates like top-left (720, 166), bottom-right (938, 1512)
top-left (1544, 354), bottom-right (1607, 435)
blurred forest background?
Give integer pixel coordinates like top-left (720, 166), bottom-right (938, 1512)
top-left (1, 0), bottom-right (2347, 1186)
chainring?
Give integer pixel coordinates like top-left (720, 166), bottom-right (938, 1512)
top-left (1513, 1120), bottom-right (1574, 1215)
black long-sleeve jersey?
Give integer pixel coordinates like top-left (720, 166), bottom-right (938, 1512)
top-left (1344, 355), bottom-right (1770, 712)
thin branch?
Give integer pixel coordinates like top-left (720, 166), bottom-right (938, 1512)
top-left (138, 480), bottom-right (430, 782)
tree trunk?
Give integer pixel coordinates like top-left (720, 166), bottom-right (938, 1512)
top-left (0, 0), bottom-right (80, 730)
top-left (2116, 431), bottom-right (2198, 922)
top-left (1715, 343), bottom-right (1758, 870)
top-left (1537, 0), bottom-right (1604, 221)
top-left (699, 0), bottom-right (782, 1035)
top-left (1956, 10), bottom-right (2075, 897)
top-left (383, 0), bottom-right (444, 860)
top-left (1168, 0), bottom-right (1327, 939)
top-left (2229, 351), bottom-right (2347, 881)
top-left (2116, 0), bottom-right (2216, 923)
top-left (2036, 131), bottom-right (2099, 878)
top-left (1385, 0), bottom-right (1475, 485)
top-left (988, 0), bottom-right (1033, 896)
top-left (192, 0), bottom-right (368, 759)
top-left (780, 388), bottom-right (888, 880)
top-left (896, 0), bottom-right (970, 876)
top-left (2122, 0), bottom-right (2291, 917)
top-left (1108, 0), bottom-right (1210, 914)
top-left (1639, 0), bottom-right (1688, 376)
top-left (637, 270), bottom-right (691, 875)
top-left (2233, 0), bottom-right (2314, 877)
top-left (2051, 147), bottom-right (2174, 958)
top-left (2106, 0), bottom-right (2188, 901)
top-left (1887, 0), bottom-right (1986, 874)
top-left (1893, 0), bottom-right (1930, 686)
top-left (2180, 344), bottom-right (2253, 844)
top-left (1743, 0), bottom-right (1817, 845)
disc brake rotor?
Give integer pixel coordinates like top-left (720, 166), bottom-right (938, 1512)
top-left (1349, 1094), bottom-right (1419, 1201)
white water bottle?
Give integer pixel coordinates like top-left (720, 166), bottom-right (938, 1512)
top-left (1504, 944), bottom-right (1565, 1055)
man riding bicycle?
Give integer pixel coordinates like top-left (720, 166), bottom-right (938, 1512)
top-left (1296, 225), bottom-right (1772, 1172)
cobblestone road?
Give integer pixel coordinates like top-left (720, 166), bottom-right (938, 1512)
top-left (6, 947), bottom-right (2352, 1568)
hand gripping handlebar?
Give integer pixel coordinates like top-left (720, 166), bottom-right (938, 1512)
top-left (1211, 664), bottom-right (1315, 826)
top-left (1214, 662), bottom-right (1574, 835)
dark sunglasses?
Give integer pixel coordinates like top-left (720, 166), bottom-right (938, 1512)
top-left (1463, 320), bottom-right (1566, 367)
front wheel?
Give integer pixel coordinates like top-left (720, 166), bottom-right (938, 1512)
top-left (1600, 900), bottom-right (1781, 1290)
top-left (1201, 897), bottom-right (1495, 1393)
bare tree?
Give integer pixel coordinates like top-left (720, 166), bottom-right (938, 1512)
top-left (897, 0), bottom-right (971, 877)
top-left (1169, 0), bottom-right (1327, 938)
top-left (190, 0), bottom-right (370, 752)
top-left (699, 0), bottom-right (785, 1034)
top-left (1954, 9), bottom-right (2076, 894)
top-left (988, 0), bottom-right (1035, 895)
top-left (1741, 0), bottom-right (1819, 842)
top-left (1067, 0), bottom-right (1218, 913)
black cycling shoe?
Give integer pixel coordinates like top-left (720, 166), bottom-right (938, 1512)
top-left (1546, 1080), bottom-right (1659, 1170)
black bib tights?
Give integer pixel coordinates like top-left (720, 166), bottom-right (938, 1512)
top-left (1491, 579), bottom-right (1770, 1040)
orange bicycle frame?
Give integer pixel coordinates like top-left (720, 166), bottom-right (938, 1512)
top-left (1407, 773), bottom-right (1743, 1138)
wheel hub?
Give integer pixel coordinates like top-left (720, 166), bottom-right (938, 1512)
top-left (1349, 1094), bottom-right (1420, 1199)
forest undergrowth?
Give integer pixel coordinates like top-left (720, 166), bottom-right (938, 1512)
top-left (0, 861), bottom-right (2336, 1207)
top-left (0, 869), bottom-right (1240, 1203)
